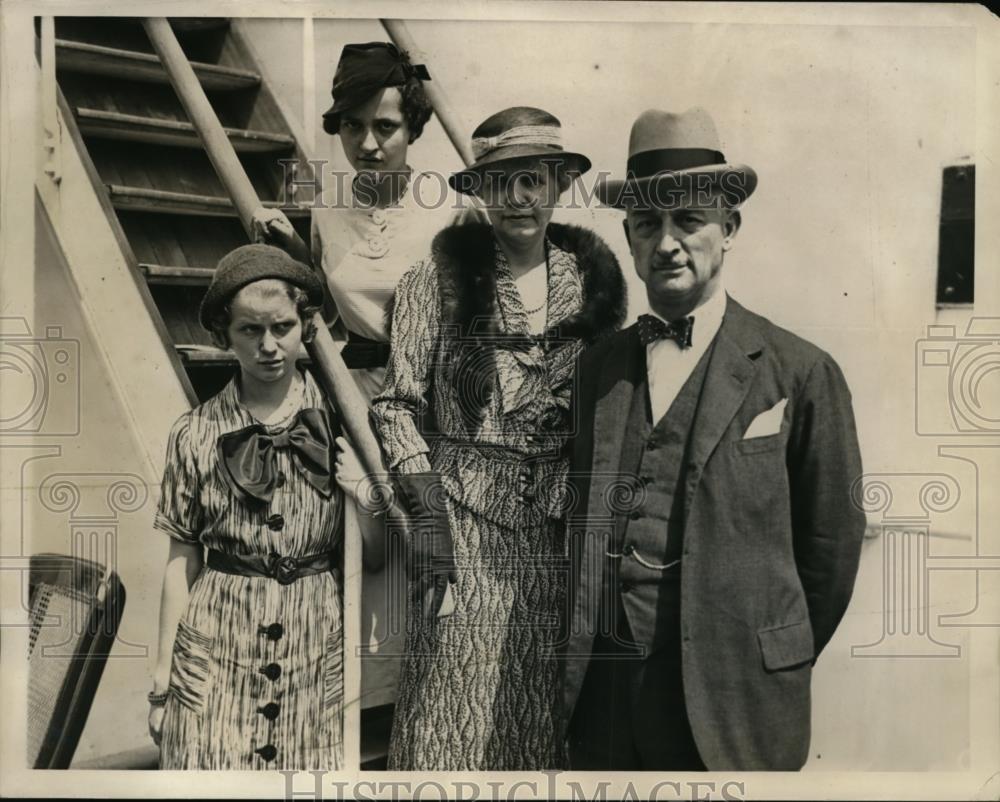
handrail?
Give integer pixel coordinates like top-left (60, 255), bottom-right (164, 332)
top-left (142, 18), bottom-right (400, 522)
top-left (380, 19), bottom-right (475, 168)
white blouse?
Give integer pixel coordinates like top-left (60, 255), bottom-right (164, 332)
top-left (311, 169), bottom-right (472, 343)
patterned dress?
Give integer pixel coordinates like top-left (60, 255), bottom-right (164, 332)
top-left (371, 222), bottom-right (625, 770)
top-left (155, 371), bottom-right (343, 770)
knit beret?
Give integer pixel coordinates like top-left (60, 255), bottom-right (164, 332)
top-left (199, 244), bottom-right (326, 331)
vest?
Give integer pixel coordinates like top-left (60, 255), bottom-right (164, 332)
top-left (605, 342), bottom-right (715, 653)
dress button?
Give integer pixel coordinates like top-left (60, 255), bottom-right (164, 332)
top-left (275, 472), bottom-right (286, 489)
top-left (371, 209), bottom-right (386, 225)
top-left (260, 663), bottom-right (282, 681)
top-left (255, 744), bottom-right (277, 762)
top-left (266, 513), bottom-right (284, 531)
top-left (621, 543), bottom-right (635, 556)
top-left (259, 702), bottom-right (280, 720)
top-left (646, 439), bottom-right (659, 451)
top-left (264, 622), bottom-right (284, 641)
top-left (629, 511), bottom-right (642, 521)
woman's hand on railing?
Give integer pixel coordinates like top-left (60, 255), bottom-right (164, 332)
top-left (251, 207), bottom-right (296, 247)
top-left (251, 207), bottom-right (314, 266)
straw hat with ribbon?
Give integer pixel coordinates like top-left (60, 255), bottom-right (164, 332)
top-left (596, 107), bottom-right (757, 209)
top-left (449, 107), bottom-right (591, 195)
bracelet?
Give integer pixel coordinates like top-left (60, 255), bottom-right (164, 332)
top-left (147, 690), bottom-right (170, 707)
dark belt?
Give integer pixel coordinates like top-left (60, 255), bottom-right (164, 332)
top-left (341, 331), bottom-right (390, 369)
top-left (206, 549), bottom-right (335, 585)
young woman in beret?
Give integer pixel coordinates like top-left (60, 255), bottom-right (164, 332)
top-left (147, 244), bottom-right (377, 769)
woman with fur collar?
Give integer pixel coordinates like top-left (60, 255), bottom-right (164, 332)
top-left (371, 107), bottom-right (627, 770)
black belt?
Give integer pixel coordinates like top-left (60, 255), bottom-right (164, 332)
top-left (206, 549), bottom-right (335, 585)
top-left (341, 332), bottom-right (390, 369)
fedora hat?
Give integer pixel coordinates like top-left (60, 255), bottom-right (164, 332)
top-left (449, 106), bottom-right (592, 195)
top-left (596, 107), bottom-right (757, 210)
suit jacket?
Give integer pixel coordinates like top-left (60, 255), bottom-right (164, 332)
top-left (561, 296), bottom-right (866, 770)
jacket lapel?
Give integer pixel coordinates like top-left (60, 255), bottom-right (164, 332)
top-left (587, 325), bottom-right (643, 513)
top-left (686, 297), bottom-right (764, 481)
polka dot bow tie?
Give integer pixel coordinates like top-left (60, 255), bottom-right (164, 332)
top-left (637, 314), bottom-right (695, 348)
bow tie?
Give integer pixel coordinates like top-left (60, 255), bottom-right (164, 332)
top-left (216, 407), bottom-right (335, 505)
top-left (637, 314), bottom-right (695, 348)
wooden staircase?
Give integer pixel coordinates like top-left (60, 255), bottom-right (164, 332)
top-left (51, 17), bottom-right (313, 403)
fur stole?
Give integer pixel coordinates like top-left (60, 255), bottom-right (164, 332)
top-left (388, 221), bottom-right (627, 425)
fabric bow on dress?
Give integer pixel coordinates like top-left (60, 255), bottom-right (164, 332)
top-left (216, 407), bottom-right (335, 505)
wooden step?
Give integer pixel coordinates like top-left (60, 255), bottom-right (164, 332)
top-left (107, 185), bottom-right (310, 218)
top-left (139, 263), bottom-right (214, 285)
top-left (75, 108), bottom-right (294, 152)
top-left (169, 18), bottom-right (231, 34)
top-left (56, 39), bottom-right (260, 91)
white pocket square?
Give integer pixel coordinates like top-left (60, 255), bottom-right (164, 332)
top-left (743, 398), bottom-right (788, 439)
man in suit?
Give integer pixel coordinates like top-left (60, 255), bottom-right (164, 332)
top-left (560, 108), bottom-right (866, 770)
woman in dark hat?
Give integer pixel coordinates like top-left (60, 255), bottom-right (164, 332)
top-left (147, 245), bottom-right (377, 769)
top-left (371, 107), bottom-right (628, 770)
top-left (252, 41), bottom-right (476, 726)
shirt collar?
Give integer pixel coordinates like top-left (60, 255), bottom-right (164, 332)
top-left (643, 281), bottom-right (727, 348)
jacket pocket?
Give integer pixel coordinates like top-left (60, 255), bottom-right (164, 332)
top-left (734, 431), bottom-right (787, 456)
top-left (757, 619), bottom-right (815, 671)
top-left (168, 619), bottom-right (215, 713)
top-left (324, 626), bottom-right (344, 710)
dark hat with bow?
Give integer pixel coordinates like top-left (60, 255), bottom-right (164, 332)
top-left (596, 107), bottom-right (757, 210)
top-left (199, 244), bottom-right (325, 331)
top-left (448, 106), bottom-right (592, 195)
top-left (321, 41), bottom-right (430, 135)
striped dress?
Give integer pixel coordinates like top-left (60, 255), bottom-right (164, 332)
top-left (155, 370), bottom-right (343, 770)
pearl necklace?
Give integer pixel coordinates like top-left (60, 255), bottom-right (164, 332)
top-left (521, 297), bottom-right (547, 315)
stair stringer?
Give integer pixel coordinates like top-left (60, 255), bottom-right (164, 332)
top-left (37, 87), bottom-right (192, 477)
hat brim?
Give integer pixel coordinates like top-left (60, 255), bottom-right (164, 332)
top-left (199, 262), bottom-right (326, 332)
top-left (596, 163), bottom-right (757, 210)
top-left (449, 147), bottom-right (592, 195)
